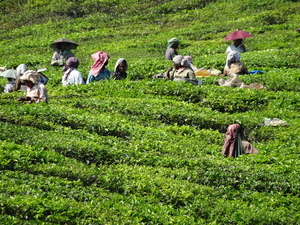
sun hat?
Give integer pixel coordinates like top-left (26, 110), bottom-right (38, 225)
top-left (20, 70), bottom-right (40, 83)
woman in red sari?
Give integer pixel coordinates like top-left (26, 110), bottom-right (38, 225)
top-left (222, 124), bottom-right (258, 158)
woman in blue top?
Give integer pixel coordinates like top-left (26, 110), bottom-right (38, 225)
top-left (86, 51), bottom-right (110, 84)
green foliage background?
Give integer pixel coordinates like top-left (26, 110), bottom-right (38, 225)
top-left (0, 0), bottom-right (299, 224)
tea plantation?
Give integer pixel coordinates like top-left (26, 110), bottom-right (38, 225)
top-left (0, 0), bottom-right (299, 224)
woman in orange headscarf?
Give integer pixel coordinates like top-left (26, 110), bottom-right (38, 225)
top-left (86, 51), bottom-right (110, 84)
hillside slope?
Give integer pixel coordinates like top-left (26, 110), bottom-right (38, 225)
top-left (0, 0), bottom-right (299, 224)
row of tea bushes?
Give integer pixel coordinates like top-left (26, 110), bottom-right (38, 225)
top-left (0, 139), bottom-right (299, 223)
top-left (1, 0), bottom-right (300, 223)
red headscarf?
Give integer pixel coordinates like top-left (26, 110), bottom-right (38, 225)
top-left (89, 51), bottom-right (110, 77)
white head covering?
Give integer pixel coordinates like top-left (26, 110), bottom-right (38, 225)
top-left (184, 56), bottom-right (192, 64)
top-left (226, 51), bottom-right (241, 68)
top-left (173, 55), bottom-right (191, 68)
top-left (173, 55), bottom-right (183, 64)
top-left (184, 55), bottom-right (195, 68)
top-left (16, 64), bottom-right (28, 77)
top-left (114, 58), bottom-right (128, 72)
top-left (20, 70), bottom-right (40, 83)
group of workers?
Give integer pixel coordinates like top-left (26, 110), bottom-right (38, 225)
top-left (1, 37), bottom-right (259, 158)
top-left (2, 40), bottom-right (128, 103)
top-left (164, 38), bottom-right (259, 158)
top-left (51, 41), bottom-right (128, 85)
top-left (164, 37), bottom-right (248, 78)
top-left (1, 36), bottom-right (255, 104)
top-left (164, 37), bottom-right (266, 90)
top-left (2, 36), bottom-right (248, 101)
top-left (50, 41), bottom-right (128, 86)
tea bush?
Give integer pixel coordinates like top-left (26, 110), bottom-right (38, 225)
top-left (0, 0), bottom-right (300, 224)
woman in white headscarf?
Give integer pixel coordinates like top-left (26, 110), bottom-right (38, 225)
top-left (17, 70), bottom-right (48, 103)
top-left (110, 58), bottom-right (128, 80)
top-left (165, 55), bottom-right (196, 82)
top-left (16, 64), bottom-right (28, 77)
top-left (222, 51), bottom-right (248, 76)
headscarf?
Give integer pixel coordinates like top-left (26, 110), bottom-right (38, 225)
top-left (89, 51), bottom-right (110, 77)
top-left (114, 58), bottom-right (128, 72)
top-left (183, 55), bottom-right (194, 68)
top-left (167, 38), bottom-right (179, 49)
top-left (184, 56), bottom-right (192, 64)
top-left (20, 70), bottom-right (41, 84)
top-left (63, 57), bottom-right (80, 79)
top-left (221, 124), bottom-right (245, 158)
top-left (16, 64), bottom-right (28, 77)
top-left (184, 55), bottom-right (200, 71)
top-left (173, 55), bottom-right (191, 68)
top-left (226, 51), bottom-right (241, 69)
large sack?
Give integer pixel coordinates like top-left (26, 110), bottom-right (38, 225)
top-left (218, 74), bottom-right (243, 87)
top-left (240, 82), bottom-right (265, 90)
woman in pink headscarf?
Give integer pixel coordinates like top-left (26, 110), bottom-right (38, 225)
top-left (222, 124), bottom-right (258, 158)
top-left (86, 51), bottom-right (110, 84)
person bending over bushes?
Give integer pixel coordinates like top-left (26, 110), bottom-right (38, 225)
top-left (222, 124), bottom-right (258, 158)
top-left (17, 70), bottom-right (48, 104)
top-left (13, 64), bottom-right (28, 91)
top-left (165, 55), bottom-right (198, 85)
